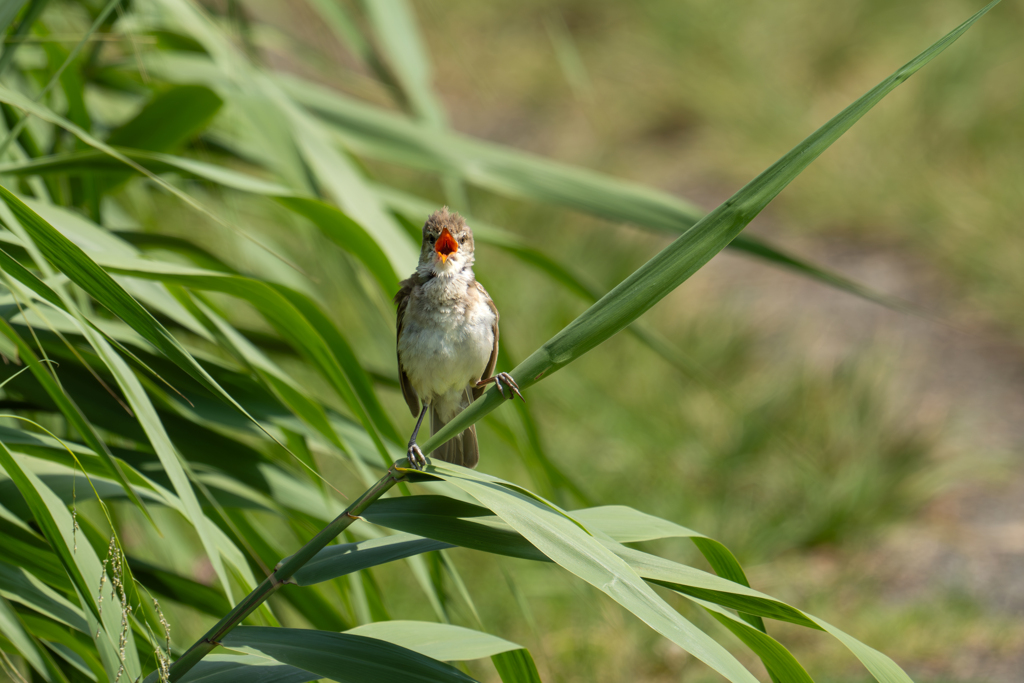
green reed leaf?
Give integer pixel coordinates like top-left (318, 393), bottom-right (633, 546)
top-left (345, 620), bottom-right (522, 661)
top-left (222, 626), bottom-right (478, 683)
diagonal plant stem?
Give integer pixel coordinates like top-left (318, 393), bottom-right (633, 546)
top-left (165, 464), bottom-right (409, 682)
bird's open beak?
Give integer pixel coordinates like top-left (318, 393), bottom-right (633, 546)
top-left (434, 227), bottom-right (458, 263)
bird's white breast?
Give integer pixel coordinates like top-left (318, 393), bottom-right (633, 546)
top-left (398, 274), bottom-right (495, 415)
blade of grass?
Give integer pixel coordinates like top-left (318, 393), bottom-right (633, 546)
top-left (221, 626), bottom-right (478, 683)
top-left (0, 595), bottom-right (52, 681)
top-left (344, 620), bottom-right (522, 661)
top-left (491, 649), bottom-right (543, 683)
top-left (573, 506), bottom-right (763, 630)
top-left (82, 328), bottom-right (240, 602)
top-left (0, 149), bottom-right (296, 196)
top-left (0, 560), bottom-right (89, 633)
top-left (694, 598), bottom-right (815, 683)
top-left (729, 235), bottom-right (920, 315)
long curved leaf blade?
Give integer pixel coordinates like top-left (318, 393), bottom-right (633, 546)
top-left (0, 443), bottom-right (140, 679)
top-left (0, 594), bottom-right (52, 681)
top-left (177, 654), bottom-right (319, 683)
top-left (94, 255), bottom-right (401, 456)
top-left (345, 620), bottom-right (522, 661)
top-left (0, 313), bottom-right (155, 526)
top-left (0, 560), bottom-right (88, 632)
top-left (695, 598), bottom-right (816, 683)
top-left (0, 148), bottom-right (297, 196)
top-left (19, 612), bottom-right (106, 682)
top-left (427, 465), bottom-right (760, 683)
top-left (293, 533), bottom-right (451, 586)
top-left (422, 0), bottom-right (1001, 454)
top-left (0, 185), bottom-right (275, 441)
top-left (149, 0), bottom-right (419, 274)
top-left (275, 196), bottom-right (400, 295)
top-left (278, 74), bottom-right (705, 230)
top-left (106, 84), bottom-right (223, 153)
top-left (729, 234), bottom-right (918, 314)
top-left (362, 495), bottom-right (547, 562)
top-left (492, 649), bottom-right (543, 683)
top-left (222, 626), bottom-right (479, 683)
top-left (363, 0), bottom-right (468, 206)
top-left (803, 616), bottom-right (914, 683)
top-left (279, 29), bottom-right (935, 311)
top-left (574, 505), bottom-right (763, 630)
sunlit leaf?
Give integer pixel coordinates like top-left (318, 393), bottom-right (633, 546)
top-left (345, 620), bottom-right (522, 661)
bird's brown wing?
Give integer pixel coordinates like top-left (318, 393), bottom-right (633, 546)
top-left (395, 276), bottom-right (422, 416)
top-left (473, 280), bottom-right (499, 401)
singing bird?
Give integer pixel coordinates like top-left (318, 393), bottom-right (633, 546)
top-left (396, 208), bottom-right (523, 469)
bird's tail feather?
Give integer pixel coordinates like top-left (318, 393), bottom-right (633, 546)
top-left (430, 391), bottom-right (479, 468)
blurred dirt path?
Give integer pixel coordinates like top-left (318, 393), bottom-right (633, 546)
top-left (697, 231), bottom-right (1024, 679)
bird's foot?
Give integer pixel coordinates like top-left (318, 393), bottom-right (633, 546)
top-left (406, 444), bottom-right (428, 470)
top-left (477, 372), bottom-right (524, 402)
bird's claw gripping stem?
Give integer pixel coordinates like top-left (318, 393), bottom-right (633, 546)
top-left (406, 444), bottom-right (428, 470)
top-left (477, 372), bottom-right (525, 402)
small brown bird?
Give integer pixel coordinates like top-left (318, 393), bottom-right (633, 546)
top-left (395, 208), bottom-right (523, 469)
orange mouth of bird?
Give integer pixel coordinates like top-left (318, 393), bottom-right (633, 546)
top-left (434, 228), bottom-right (458, 263)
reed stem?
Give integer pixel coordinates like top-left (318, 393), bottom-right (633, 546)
top-left (163, 465), bottom-right (407, 682)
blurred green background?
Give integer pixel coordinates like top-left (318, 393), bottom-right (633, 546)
top-left (367, 1), bottom-right (1024, 679)
top-left (236, 0), bottom-right (1024, 679)
top-left (4, 0), bottom-right (1024, 681)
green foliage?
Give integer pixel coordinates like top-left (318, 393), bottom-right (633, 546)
top-left (0, 1), bottom-right (1003, 682)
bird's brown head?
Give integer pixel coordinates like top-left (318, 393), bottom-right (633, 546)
top-left (420, 207), bottom-right (475, 275)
